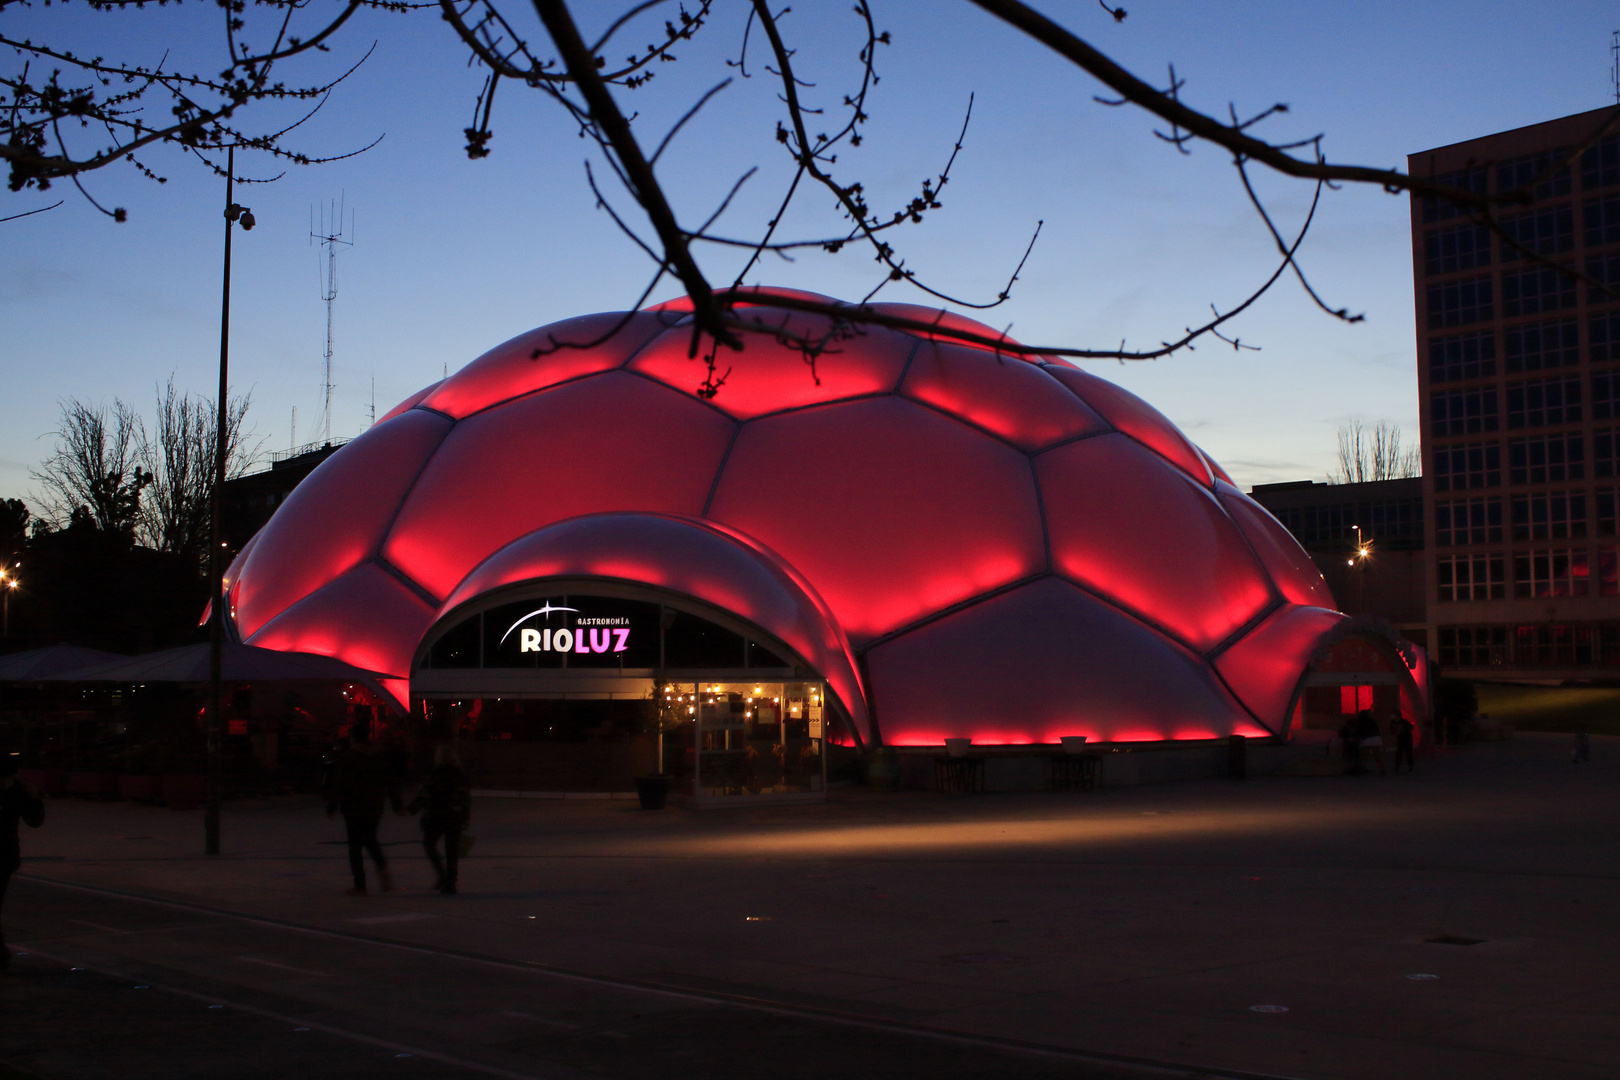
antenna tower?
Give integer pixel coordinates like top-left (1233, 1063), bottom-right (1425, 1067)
top-left (1612, 30), bottom-right (1619, 105)
top-left (310, 197), bottom-right (354, 444)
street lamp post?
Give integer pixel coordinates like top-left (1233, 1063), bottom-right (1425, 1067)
top-left (206, 146), bottom-right (253, 857)
top-left (0, 565), bottom-right (17, 637)
top-left (1347, 524), bottom-right (1372, 614)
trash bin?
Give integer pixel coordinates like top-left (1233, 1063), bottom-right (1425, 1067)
top-left (1227, 734), bottom-right (1247, 779)
top-left (634, 774), bottom-right (671, 810)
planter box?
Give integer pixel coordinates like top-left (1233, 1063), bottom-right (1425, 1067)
top-left (119, 774), bottom-right (163, 802)
top-left (66, 771), bottom-right (120, 800)
top-left (161, 772), bottom-right (207, 810)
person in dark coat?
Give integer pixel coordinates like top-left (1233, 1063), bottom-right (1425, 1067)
top-left (408, 745), bottom-right (471, 895)
top-left (1392, 714), bottom-right (1416, 772)
top-left (324, 724), bottom-right (403, 896)
top-left (1, 754), bottom-right (46, 971)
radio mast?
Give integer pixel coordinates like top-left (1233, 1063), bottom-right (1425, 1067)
top-left (310, 197), bottom-right (353, 444)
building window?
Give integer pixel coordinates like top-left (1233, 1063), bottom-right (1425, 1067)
top-left (1587, 251), bottom-right (1620, 306)
top-left (1585, 193), bottom-right (1620, 247)
top-left (1435, 496), bottom-right (1502, 546)
top-left (1592, 313), bottom-right (1620, 367)
top-left (1505, 376), bottom-right (1581, 428)
top-left (1505, 318), bottom-right (1578, 373)
top-left (1437, 553), bottom-right (1506, 601)
top-left (1430, 387), bottom-right (1498, 436)
top-left (1582, 135), bottom-right (1620, 191)
top-left (1508, 433), bottom-right (1584, 484)
top-left (1513, 549), bottom-right (1590, 598)
top-left (1437, 625), bottom-right (1508, 666)
top-left (1501, 265), bottom-right (1577, 317)
top-left (1424, 222), bottom-right (1492, 275)
top-left (1515, 624), bottom-right (1595, 665)
top-left (1601, 546), bottom-right (1620, 596)
top-left (1510, 490), bottom-right (1587, 541)
top-left (1497, 151), bottom-right (1572, 200)
top-left (1433, 442), bottom-right (1501, 491)
top-left (1593, 369), bottom-right (1620, 420)
top-left (1421, 167), bottom-right (1488, 223)
top-left (1430, 331), bottom-right (1497, 382)
top-left (1599, 429), bottom-right (1620, 477)
top-left (1269, 499), bottom-right (1420, 549)
top-left (1599, 487), bottom-right (1618, 536)
top-left (1498, 204), bottom-right (1573, 260)
top-left (1426, 275), bottom-right (1493, 329)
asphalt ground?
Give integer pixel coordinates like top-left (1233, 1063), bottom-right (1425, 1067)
top-left (3, 732), bottom-right (1618, 1080)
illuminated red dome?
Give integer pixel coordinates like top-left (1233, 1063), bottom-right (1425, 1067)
top-left (225, 288), bottom-right (1349, 746)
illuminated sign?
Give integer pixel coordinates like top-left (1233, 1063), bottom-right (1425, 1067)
top-left (503, 605), bottom-right (632, 654)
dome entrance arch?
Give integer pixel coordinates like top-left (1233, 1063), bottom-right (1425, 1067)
top-left (413, 576), bottom-right (849, 800)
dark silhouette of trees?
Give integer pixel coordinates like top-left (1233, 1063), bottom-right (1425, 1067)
top-left (2, 0), bottom-right (398, 219)
top-left (1328, 420), bottom-right (1420, 485)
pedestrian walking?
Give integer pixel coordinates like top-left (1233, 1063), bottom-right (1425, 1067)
top-left (1356, 709), bottom-right (1386, 776)
top-left (408, 745), bottom-right (471, 895)
top-left (1, 754), bottom-right (45, 972)
top-left (324, 723), bottom-right (404, 896)
top-left (1392, 714), bottom-right (1416, 773)
top-left (1339, 717), bottom-right (1362, 774)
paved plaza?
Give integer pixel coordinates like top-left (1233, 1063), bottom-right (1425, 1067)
top-left (3, 733), bottom-right (1618, 1080)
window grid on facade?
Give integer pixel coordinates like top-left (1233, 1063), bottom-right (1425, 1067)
top-left (1582, 135), bottom-right (1620, 191)
top-left (1592, 313), bottom-right (1620, 366)
top-left (1505, 375), bottom-right (1581, 428)
top-left (1585, 193), bottom-right (1620, 247)
top-left (1271, 499), bottom-right (1421, 549)
top-left (1508, 433), bottom-right (1584, 484)
top-left (1596, 428), bottom-right (1620, 477)
top-left (1587, 251), bottom-right (1620, 305)
top-left (1515, 624), bottom-right (1596, 665)
top-left (1498, 204), bottom-right (1573, 260)
top-left (1437, 625), bottom-right (1509, 666)
top-left (1431, 386), bottom-right (1499, 436)
top-left (1501, 264), bottom-right (1577, 317)
top-left (1593, 369), bottom-right (1620, 420)
top-left (1433, 442), bottom-right (1502, 491)
top-left (1497, 151), bottom-right (1572, 200)
top-left (1435, 496), bottom-right (1502, 546)
top-left (1421, 167), bottom-right (1488, 223)
top-left (1437, 553), bottom-right (1505, 601)
top-left (1603, 546), bottom-right (1620, 596)
top-left (1505, 318), bottom-right (1578, 372)
top-left (1437, 624), bottom-right (1620, 666)
top-left (1427, 276), bottom-right (1494, 328)
top-left (1430, 331), bottom-right (1497, 382)
top-left (1599, 487), bottom-right (1619, 536)
top-left (1510, 490), bottom-right (1587, 541)
top-left (1424, 222), bottom-right (1492, 275)
top-left (1513, 548), bottom-right (1590, 598)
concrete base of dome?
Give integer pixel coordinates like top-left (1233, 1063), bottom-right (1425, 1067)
top-left (890, 739), bottom-right (1332, 791)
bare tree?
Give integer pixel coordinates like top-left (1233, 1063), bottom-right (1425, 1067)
top-left (436, 0), bottom-right (1620, 386)
top-left (31, 397), bottom-right (149, 539)
top-left (1, 0), bottom-right (398, 220)
top-left (139, 378), bottom-right (259, 565)
top-left (1327, 419), bottom-right (1420, 485)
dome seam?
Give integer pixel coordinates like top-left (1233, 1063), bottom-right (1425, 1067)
top-left (370, 554), bottom-right (442, 608)
top-left (368, 412), bottom-right (457, 573)
top-left (732, 389), bottom-right (895, 425)
top-left (620, 365), bottom-right (740, 421)
top-left (891, 336), bottom-right (924, 392)
top-left (1203, 594), bottom-right (1285, 664)
top-left (456, 367), bottom-right (619, 422)
top-left (701, 422), bottom-right (744, 518)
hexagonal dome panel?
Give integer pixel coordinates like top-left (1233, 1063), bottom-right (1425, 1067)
top-left (707, 396), bottom-right (1045, 644)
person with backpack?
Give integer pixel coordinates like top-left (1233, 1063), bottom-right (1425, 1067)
top-left (1, 754), bottom-right (45, 971)
top-left (408, 745), bottom-right (472, 895)
top-left (324, 723), bottom-right (404, 896)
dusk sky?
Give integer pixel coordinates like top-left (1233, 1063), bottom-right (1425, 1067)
top-left (4, 1), bottom-right (1617, 505)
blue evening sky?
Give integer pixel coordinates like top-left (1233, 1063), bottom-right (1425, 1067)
top-left (2, 1), bottom-right (1615, 503)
